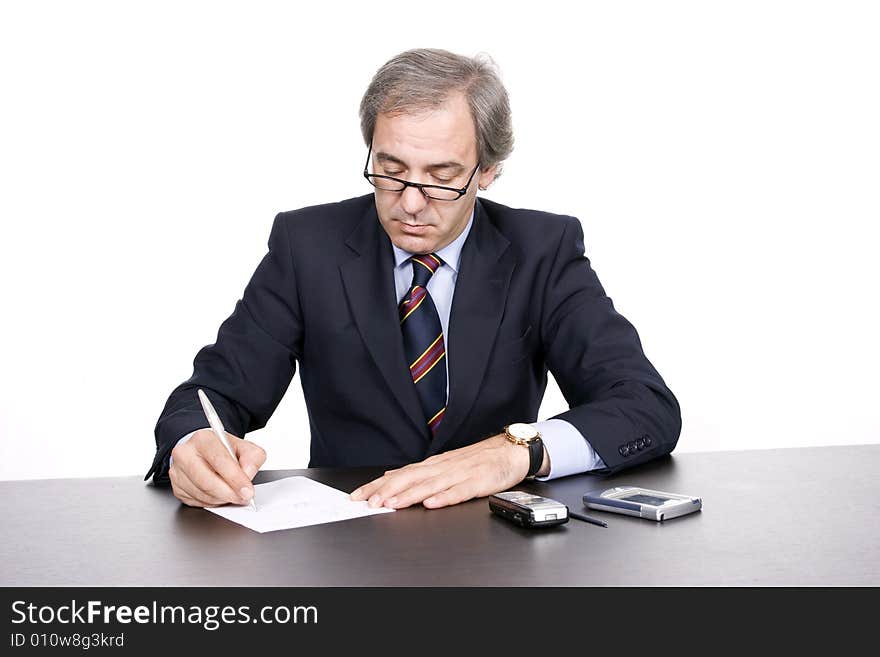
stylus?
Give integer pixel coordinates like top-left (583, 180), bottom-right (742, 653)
top-left (568, 510), bottom-right (607, 527)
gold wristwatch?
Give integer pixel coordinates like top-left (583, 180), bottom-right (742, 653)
top-left (503, 423), bottom-right (544, 479)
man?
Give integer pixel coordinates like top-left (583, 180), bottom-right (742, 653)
top-left (146, 48), bottom-right (681, 511)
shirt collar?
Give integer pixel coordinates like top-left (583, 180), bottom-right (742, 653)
top-left (391, 207), bottom-right (474, 274)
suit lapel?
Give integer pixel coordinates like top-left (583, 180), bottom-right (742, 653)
top-left (429, 199), bottom-right (515, 454)
top-left (340, 203), bottom-right (430, 441)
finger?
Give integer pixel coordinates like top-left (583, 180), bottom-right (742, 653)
top-left (170, 465), bottom-right (230, 507)
top-left (172, 482), bottom-right (210, 508)
top-left (350, 464), bottom-right (409, 502)
top-left (422, 480), bottom-right (483, 509)
top-left (184, 451), bottom-right (248, 504)
top-left (235, 439), bottom-right (267, 480)
top-left (170, 482), bottom-right (201, 507)
top-left (176, 493), bottom-right (202, 507)
top-left (367, 453), bottom-right (483, 506)
top-left (172, 465), bottom-right (228, 506)
top-left (169, 466), bottom-right (203, 507)
top-left (350, 473), bottom-right (390, 502)
top-left (368, 464), bottom-right (449, 507)
top-left (383, 469), bottom-right (467, 509)
top-left (351, 451), bottom-right (471, 504)
top-left (177, 465), bottom-right (235, 506)
top-left (198, 437), bottom-right (256, 502)
top-left (353, 469), bottom-right (425, 507)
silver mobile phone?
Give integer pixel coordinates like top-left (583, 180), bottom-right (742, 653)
top-left (489, 491), bottom-right (569, 528)
top-left (583, 486), bottom-right (702, 521)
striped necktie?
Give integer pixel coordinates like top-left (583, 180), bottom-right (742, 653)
top-left (399, 253), bottom-right (447, 436)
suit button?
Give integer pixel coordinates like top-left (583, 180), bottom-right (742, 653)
top-left (644, 435), bottom-right (652, 446)
top-left (628, 441), bottom-right (637, 451)
top-left (636, 438), bottom-right (645, 450)
top-left (619, 445), bottom-right (629, 457)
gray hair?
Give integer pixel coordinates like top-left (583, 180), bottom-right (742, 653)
top-left (359, 48), bottom-right (514, 178)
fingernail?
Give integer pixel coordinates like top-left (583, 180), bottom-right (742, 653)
top-left (240, 487), bottom-right (254, 502)
top-left (368, 494), bottom-right (381, 508)
top-left (244, 464), bottom-right (258, 479)
top-left (424, 497), bottom-right (436, 507)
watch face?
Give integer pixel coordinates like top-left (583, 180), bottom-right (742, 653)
top-left (507, 423), bottom-right (539, 441)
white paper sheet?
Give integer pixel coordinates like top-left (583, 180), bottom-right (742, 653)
top-left (205, 475), bottom-right (394, 533)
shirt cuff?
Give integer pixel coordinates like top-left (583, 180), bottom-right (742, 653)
top-left (530, 419), bottom-right (606, 481)
top-left (168, 429), bottom-right (206, 467)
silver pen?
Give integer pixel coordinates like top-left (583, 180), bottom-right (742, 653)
top-left (197, 388), bottom-right (258, 511)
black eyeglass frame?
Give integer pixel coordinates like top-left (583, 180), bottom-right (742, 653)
top-left (362, 143), bottom-right (480, 201)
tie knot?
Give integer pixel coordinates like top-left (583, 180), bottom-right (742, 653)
top-left (410, 254), bottom-right (442, 288)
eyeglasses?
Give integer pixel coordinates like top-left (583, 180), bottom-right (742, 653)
top-left (363, 143), bottom-right (480, 201)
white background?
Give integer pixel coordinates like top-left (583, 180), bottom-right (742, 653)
top-left (1, 1), bottom-right (878, 481)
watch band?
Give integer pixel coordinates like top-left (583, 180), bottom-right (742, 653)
top-left (526, 438), bottom-right (544, 478)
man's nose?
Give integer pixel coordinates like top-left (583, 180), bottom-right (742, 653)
top-left (399, 184), bottom-right (428, 216)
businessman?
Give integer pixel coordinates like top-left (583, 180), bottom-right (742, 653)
top-left (146, 48), bottom-right (681, 510)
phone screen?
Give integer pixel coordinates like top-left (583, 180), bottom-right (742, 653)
top-left (619, 493), bottom-right (670, 506)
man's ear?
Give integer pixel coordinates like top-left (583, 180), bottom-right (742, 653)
top-left (477, 164), bottom-right (499, 191)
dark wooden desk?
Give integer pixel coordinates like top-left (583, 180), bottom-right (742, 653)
top-left (2, 445), bottom-right (877, 586)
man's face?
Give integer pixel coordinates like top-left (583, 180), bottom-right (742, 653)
top-left (370, 92), bottom-right (497, 254)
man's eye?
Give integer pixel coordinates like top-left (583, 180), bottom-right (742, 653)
top-left (384, 170), bottom-right (404, 176)
top-left (434, 178), bottom-right (453, 184)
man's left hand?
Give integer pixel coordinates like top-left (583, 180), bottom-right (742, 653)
top-left (350, 433), bottom-right (549, 509)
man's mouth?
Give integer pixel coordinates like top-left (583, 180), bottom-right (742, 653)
top-left (400, 222), bottom-right (430, 234)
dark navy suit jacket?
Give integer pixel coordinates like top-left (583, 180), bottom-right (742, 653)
top-left (146, 194), bottom-right (681, 484)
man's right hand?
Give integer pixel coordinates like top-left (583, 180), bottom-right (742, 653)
top-left (168, 429), bottom-right (267, 507)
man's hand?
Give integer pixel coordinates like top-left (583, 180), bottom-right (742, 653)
top-left (350, 433), bottom-right (549, 509)
top-left (168, 429), bottom-right (267, 507)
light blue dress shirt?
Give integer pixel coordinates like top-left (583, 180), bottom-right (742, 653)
top-left (175, 206), bottom-right (605, 479)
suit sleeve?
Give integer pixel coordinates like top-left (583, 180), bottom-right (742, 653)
top-left (541, 216), bottom-right (681, 475)
top-left (145, 213), bottom-right (304, 485)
